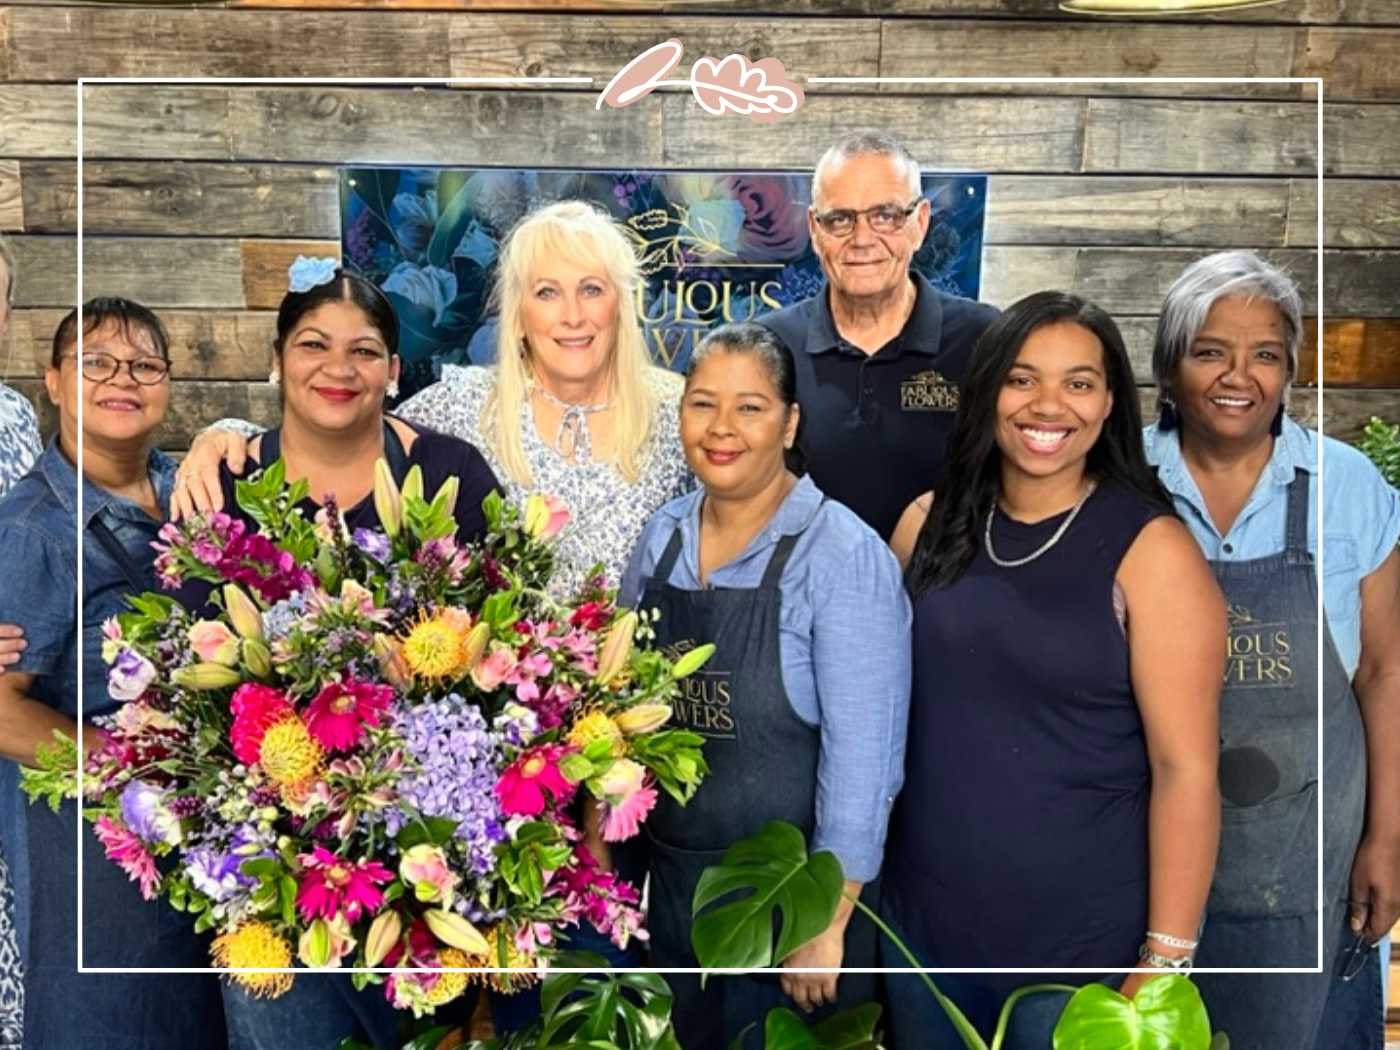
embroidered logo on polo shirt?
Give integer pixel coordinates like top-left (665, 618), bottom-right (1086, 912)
top-left (1225, 604), bottom-right (1294, 688)
top-left (900, 369), bottom-right (960, 412)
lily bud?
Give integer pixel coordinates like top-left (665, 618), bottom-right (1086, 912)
top-left (670, 642), bottom-right (716, 680)
top-left (461, 621), bottom-right (490, 671)
top-left (434, 476), bottom-right (460, 516)
top-left (171, 662), bottom-right (243, 691)
top-left (299, 918), bottom-right (333, 968)
top-left (594, 611), bottom-right (638, 686)
top-left (372, 458), bottom-right (402, 539)
top-left (363, 909), bottom-right (403, 967)
top-left (223, 584), bottom-right (264, 641)
top-left (372, 634), bottom-right (411, 691)
top-left (613, 702), bottom-right (672, 736)
top-left (401, 465), bottom-right (424, 507)
top-left (242, 637), bottom-right (272, 679)
top-left (424, 908), bottom-right (489, 955)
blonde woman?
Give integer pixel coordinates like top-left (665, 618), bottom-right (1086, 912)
top-left (172, 200), bottom-right (690, 601)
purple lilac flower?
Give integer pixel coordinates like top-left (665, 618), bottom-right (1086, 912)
top-left (108, 649), bottom-right (157, 702)
top-left (386, 695), bottom-right (505, 879)
top-left (184, 824), bottom-right (266, 902)
top-left (353, 528), bottom-right (391, 563)
top-left (120, 781), bottom-right (183, 847)
top-left (261, 592), bottom-right (310, 644)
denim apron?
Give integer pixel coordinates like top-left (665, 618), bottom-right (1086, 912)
top-left (1192, 471), bottom-right (1370, 1048)
top-left (0, 506), bottom-right (227, 1050)
top-left (640, 524), bottom-right (877, 1050)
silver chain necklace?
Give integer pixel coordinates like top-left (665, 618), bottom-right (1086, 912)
top-left (534, 383), bottom-right (611, 462)
top-left (984, 479), bottom-right (1099, 568)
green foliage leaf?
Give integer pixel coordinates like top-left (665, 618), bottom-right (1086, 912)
top-left (1053, 975), bottom-right (1211, 1050)
top-left (809, 1003), bottom-right (885, 1049)
top-left (1358, 416), bottom-right (1400, 491)
top-left (690, 821), bottom-right (843, 971)
top-left (395, 817), bottom-right (459, 851)
top-left (19, 730), bottom-right (78, 812)
top-left (629, 730), bottom-right (708, 805)
top-left (531, 953), bottom-right (679, 1050)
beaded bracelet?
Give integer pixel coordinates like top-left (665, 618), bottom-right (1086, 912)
top-left (1145, 930), bottom-right (1200, 951)
top-left (1138, 943), bottom-right (1194, 970)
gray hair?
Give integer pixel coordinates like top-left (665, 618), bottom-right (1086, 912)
top-left (1153, 250), bottom-right (1303, 397)
top-left (0, 235), bottom-right (14, 306)
top-left (812, 130), bottom-right (921, 205)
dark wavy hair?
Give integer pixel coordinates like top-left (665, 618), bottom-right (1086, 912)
top-left (689, 321), bottom-right (807, 475)
top-left (905, 291), bottom-right (1172, 598)
top-left (51, 297), bottom-right (170, 367)
top-left (274, 269), bottom-right (398, 357)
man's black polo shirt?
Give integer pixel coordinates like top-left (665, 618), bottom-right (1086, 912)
top-left (758, 274), bottom-right (999, 540)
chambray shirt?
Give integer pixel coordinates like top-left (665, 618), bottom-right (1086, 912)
top-left (0, 438), bottom-right (177, 720)
top-left (620, 474), bottom-right (911, 882)
top-left (1146, 417), bottom-right (1400, 679)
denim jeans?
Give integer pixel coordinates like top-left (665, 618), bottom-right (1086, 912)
top-left (224, 975), bottom-right (401, 1050)
top-left (1314, 940), bottom-right (1384, 1050)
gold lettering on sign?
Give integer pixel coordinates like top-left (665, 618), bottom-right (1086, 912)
top-left (900, 369), bottom-right (960, 412)
top-left (1223, 607), bottom-right (1294, 689)
top-left (635, 280), bottom-right (784, 368)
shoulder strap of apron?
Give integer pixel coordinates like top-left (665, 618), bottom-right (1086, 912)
top-left (88, 515), bottom-right (151, 594)
top-left (760, 531), bottom-right (804, 589)
top-left (1283, 467), bottom-right (1310, 563)
top-left (259, 426), bottom-right (282, 467)
top-left (652, 526), bottom-right (686, 584)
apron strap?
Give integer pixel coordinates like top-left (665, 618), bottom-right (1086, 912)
top-left (88, 515), bottom-right (151, 594)
top-left (652, 526), bottom-right (686, 585)
top-left (1283, 468), bottom-right (1310, 560)
top-left (760, 531), bottom-right (802, 589)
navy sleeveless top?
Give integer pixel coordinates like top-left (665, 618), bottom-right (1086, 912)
top-left (885, 479), bottom-right (1167, 980)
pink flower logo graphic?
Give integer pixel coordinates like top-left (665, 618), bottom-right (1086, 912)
top-left (597, 39), bottom-right (804, 123)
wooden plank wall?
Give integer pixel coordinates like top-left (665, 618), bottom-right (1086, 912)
top-left (0, 1), bottom-right (1397, 450)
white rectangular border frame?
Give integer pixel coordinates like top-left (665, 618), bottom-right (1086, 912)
top-left (73, 72), bottom-right (1326, 980)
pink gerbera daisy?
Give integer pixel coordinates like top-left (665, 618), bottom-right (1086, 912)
top-left (494, 745), bottom-right (577, 817)
top-left (295, 846), bottom-right (394, 924)
top-left (304, 679), bottom-right (394, 752)
top-left (229, 683), bottom-right (296, 766)
top-left (93, 816), bottom-right (161, 900)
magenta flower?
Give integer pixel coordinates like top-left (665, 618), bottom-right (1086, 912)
top-left (494, 745), bottom-right (577, 817)
top-left (305, 679), bottom-right (394, 752)
top-left (296, 846), bottom-right (394, 923)
top-left (93, 816), bottom-right (161, 900)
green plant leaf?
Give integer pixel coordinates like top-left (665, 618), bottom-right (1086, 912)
top-left (763, 1007), bottom-right (820, 1050)
top-left (690, 821), bottom-right (843, 971)
top-left (1052, 975), bottom-right (1211, 1050)
top-left (810, 1003), bottom-right (885, 1049)
top-left (1208, 1034), bottom-right (1229, 1050)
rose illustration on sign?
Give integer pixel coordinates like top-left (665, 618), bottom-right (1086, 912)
top-left (597, 39), bottom-right (804, 122)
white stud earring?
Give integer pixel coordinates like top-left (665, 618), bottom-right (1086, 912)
top-left (268, 367), bottom-right (281, 386)
top-left (386, 380), bottom-right (400, 399)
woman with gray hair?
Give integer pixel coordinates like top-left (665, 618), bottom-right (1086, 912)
top-left (1145, 250), bottom-right (1400, 1047)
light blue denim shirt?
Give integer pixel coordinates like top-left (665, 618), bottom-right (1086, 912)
top-left (1145, 417), bottom-right (1400, 679)
top-left (0, 437), bottom-right (176, 720)
top-left (620, 474), bottom-right (911, 882)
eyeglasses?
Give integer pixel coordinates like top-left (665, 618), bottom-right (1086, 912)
top-left (812, 199), bottom-right (924, 238)
top-left (67, 352), bottom-right (170, 385)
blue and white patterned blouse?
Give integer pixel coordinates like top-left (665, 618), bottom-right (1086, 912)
top-left (396, 366), bottom-right (693, 599)
top-left (0, 384), bottom-right (41, 498)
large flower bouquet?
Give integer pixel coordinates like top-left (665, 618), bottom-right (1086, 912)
top-left (22, 461), bottom-right (710, 1015)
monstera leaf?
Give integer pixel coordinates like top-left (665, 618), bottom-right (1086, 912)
top-left (727, 1004), bottom-right (885, 1050)
top-left (691, 821), bottom-right (843, 971)
top-left (534, 951), bottom-right (680, 1049)
top-left (1053, 975), bottom-right (1212, 1050)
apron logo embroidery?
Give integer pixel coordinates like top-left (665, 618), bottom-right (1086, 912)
top-left (664, 640), bottom-right (737, 739)
top-left (1225, 604), bottom-right (1294, 689)
top-left (899, 369), bottom-right (959, 412)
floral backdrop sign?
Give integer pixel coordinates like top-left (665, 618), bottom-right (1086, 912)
top-left (340, 168), bottom-right (988, 398)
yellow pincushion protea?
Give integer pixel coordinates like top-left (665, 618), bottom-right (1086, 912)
top-left (212, 921), bottom-right (294, 998)
top-left (258, 717), bottom-right (323, 787)
top-left (423, 948), bottom-right (472, 1008)
top-left (474, 926), bottom-right (539, 993)
top-left (400, 612), bottom-right (472, 680)
top-left (567, 710), bottom-right (625, 757)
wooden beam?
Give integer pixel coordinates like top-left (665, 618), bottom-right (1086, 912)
top-left (1286, 180), bottom-right (1400, 248)
top-left (1297, 28), bottom-right (1400, 103)
top-left (9, 236), bottom-right (246, 309)
top-left (242, 240), bottom-right (342, 310)
top-left (0, 161), bottom-right (20, 233)
top-left (0, 86), bottom-right (77, 158)
top-left (1299, 318), bottom-right (1400, 387)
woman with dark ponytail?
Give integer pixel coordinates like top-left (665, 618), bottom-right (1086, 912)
top-left (618, 321), bottom-right (911, 1050)
top-left (883, 292), bottom-right (1224, 1048)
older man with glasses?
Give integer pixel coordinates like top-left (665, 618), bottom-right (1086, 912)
top-left (757, 131), bottom-right (999, 540)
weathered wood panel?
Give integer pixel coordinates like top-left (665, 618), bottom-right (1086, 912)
top-left (242, 240), bottom-right (342, 310)
top-left (448, 15), bottom-right (878, 82)
top-left (0, 161), bottom-right (20, 232)
top-left (9, 236), bottom-right (246, 309)
top-left (1299, 318), bottom-right (1400, 386)
top-left (0, 86), bottom-right (77, 158)
top-left (10, 309), bottom-right (278, 381)
top-left (21, 161), bottom-right (341, 237)
top-left (1294, 389), bottom-right (1400, 440)
top-left (1286, 179), bottom-right (1400, 247)
top-left (660, 93), bottom-right (1086, 171)
top-left (1297, 28), bottom-right (1400, 102)
top-left (985, 177), bottom-right (1291, 247)
top-left (79, 86), bottom-right (235, 162)
top-left (982, 246), bottom-right (1399, 316)
top-left (7, 9), bottom-right (454, 80)
top-left (879, 22), bottom-right (1308, 99)
top-left (7, 377), bottom-right (282, 452)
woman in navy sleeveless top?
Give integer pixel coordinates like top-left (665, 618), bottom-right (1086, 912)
top-left (883, 292), bottom-right (1225, 1049)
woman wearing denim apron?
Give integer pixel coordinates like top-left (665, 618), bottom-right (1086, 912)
top-left (884, 293), bottom-right (1224, 1049)
top-left (1147, 252), bottom-right (1400, 1049)
top-left (620, 323), bottom-right (911, 1050)
top-left (0, 300), bottom-right (226, 1049)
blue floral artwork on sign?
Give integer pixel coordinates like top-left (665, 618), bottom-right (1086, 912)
top-left (340, 168), bottom-right (987, 400)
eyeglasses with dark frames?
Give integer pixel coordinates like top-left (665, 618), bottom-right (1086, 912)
top-left (66, 351), bottom-right (170, 386)
top-left (812, 199), bottom-right (925, 238)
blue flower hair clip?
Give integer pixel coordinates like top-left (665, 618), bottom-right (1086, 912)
top-left (287, 255), bottom-right (340, 293)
